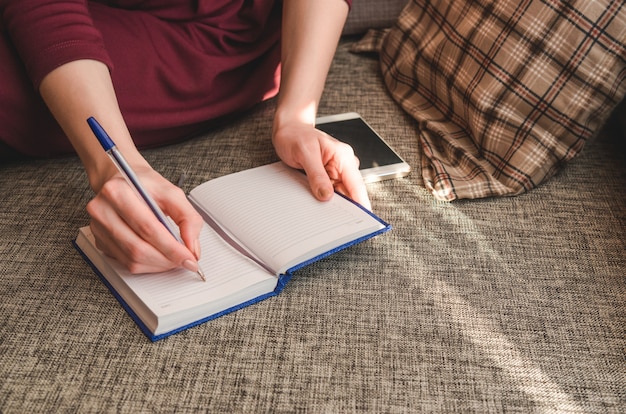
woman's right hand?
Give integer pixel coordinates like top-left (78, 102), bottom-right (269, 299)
top-left (86, 165), bottom-right (205, 274)
top-left (39, 59), bottom-right (204, 274)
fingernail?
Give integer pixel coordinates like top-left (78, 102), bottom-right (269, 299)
top-left (182, 259), bottom-right (199, 273)
top-left (318, 187), bottom-right (331, 199)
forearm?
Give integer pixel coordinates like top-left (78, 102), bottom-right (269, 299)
top-left (39, 59), bottom-right (147, 191)
top-left (275, 0), bottom-right (349, 127)
top-left (270, 0), bottom-right (369, 208)
top-left (2, 0), bottom-right (127, 189)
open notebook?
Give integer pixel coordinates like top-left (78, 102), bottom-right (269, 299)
top-left (74, 162), bottom-right (390, 341)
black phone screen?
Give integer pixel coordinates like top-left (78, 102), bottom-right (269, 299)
top-left (316, 118), bottom-right (405, 170)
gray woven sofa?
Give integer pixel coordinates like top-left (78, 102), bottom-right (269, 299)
top-left (1, 2), bottom-right (624, 412)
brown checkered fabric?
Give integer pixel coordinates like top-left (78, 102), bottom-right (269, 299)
top-left (378, 0), bottom-right (626, 200)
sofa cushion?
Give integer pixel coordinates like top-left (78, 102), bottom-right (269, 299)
top-left (343, 0), bottom-right (406, 35)
top-left (379, 0), bottom-right (626, 200)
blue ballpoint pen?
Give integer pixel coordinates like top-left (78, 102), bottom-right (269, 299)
top-left (87, 117), bottom-right (206, 282)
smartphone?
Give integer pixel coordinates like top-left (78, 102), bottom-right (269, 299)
top-left (316, 112), bottom-right (411, 183)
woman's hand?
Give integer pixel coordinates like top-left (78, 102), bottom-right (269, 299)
top-left (272, 120), bottom-right (371, 210)
top-left (273, 1), bottom-right (370, 209)
top-left (86, 165), bottom-right (205, 274)
top-left (38, 59), bottom-right (204, 274)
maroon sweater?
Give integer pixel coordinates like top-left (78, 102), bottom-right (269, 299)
top-left (0, 0), bottom-right (351, 157)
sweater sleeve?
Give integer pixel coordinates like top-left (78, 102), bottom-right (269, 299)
top-left (0, 0), bottom-right (113, 89)
top-left (1, 0), bottom-right (350, 90)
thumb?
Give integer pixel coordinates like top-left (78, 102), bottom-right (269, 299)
top-left (299, 151), bottom-right (334, 201)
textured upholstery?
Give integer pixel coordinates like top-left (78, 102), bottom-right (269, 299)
top-left (343, 0), bottom-right (406, 34)
top-left (0, 33), bottom-right (624, 414)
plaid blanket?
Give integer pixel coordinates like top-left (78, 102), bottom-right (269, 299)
top-left (359, 0), bottom-right (626, 200)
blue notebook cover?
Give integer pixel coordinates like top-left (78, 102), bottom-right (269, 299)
top-left (74, 239), bottom-right (296, 341)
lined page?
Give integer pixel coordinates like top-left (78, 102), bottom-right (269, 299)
top-left (189, 162), bottom-right (385, 273)
top-left (79, 225), bottom-right (276, 322)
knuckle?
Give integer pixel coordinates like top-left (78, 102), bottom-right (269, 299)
top-left (85, 198), bottom-right (98, 216)
top-left (338, 141), bottom-right (355, 157)
top-left (123, 244), bottom-right (149, 270)
top-left (134, 219), bottom-right (158, 240)
top-left (166, 185), bottom-right (186, 199)
top-left (99, 178), bottom-right (124, 199)
top-left (126, 262), bottom-right (144, 275)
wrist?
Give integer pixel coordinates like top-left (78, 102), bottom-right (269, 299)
top-left (273, 103), bottom-right (317, 132)
top-left (83, 146), bottom-right (149, 192)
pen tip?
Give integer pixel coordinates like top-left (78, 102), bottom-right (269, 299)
top-left (197, 269), bottom-right (206, 282)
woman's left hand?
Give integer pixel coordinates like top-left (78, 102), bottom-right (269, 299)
top-left (272, 120), bottom-right (371, 210)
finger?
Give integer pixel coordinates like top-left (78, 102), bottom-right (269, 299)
top-left (153, 185), bottom-right (204, 260)
top-left (90, 178), bottom-right (196, 272)
top-left (119, 196), bottom-right (197, 269)
top-left (298, 145), bottom-right (335, 201)
top-left (88, 200), bottom-right (178, 273)
top-left (325, 145), bottom-right (371, 210)
top-left (337, 159), bottom-right (371, 210)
